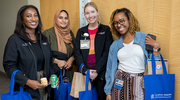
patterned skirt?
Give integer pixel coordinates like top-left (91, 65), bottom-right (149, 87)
top-left (112, 69), bottom-right (144, 100)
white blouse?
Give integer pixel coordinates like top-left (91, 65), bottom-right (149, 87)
top-left (117, 40), bottom-right (145, 73)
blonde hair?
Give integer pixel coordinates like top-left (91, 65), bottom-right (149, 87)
top-left (84, 2), bottom-right (98, 12)
top-left (84, 2), bottom-right (101, 23)
top-left (110, 8), bottom-right (140, 37)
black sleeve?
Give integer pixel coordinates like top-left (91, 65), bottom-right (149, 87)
top-left (94, 26), bottom-right (113, 74)
top-left (45, 40), bottom-right (61, 76)
top-left (49, 52), bottom-right (60, 76)
top-left (74, 29), bottom-right (87, 72)
top-left (3, 36), bottom-right (29, 87)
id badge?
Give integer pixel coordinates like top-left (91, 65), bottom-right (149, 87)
top-left (80, 40), bottom-right (90, 49)
top-left (114, 79), bottom-right (124, 90)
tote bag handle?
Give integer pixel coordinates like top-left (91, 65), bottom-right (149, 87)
top-left (85, 69), bottom-right (93, 91)
top-left (59, 69), bottom-right (70, 84)
top-left (9, 70), bottom-right (24, 95)
top-left (78, 63), bottom-right (84, 72)
top-left (151, 54), bottom-right (167, 75)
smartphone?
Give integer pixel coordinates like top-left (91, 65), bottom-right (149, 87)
top-left (146, 34), bottom-right (156, 51)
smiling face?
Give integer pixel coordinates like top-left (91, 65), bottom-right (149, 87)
top-left (113, 12), bottom-right (130, 35)
top-left (23, 8), bottom-right (39, 31)
top-left (84, 5), bottom-right (99, 24)
top-left (57, 11), bottom-right (69, 28)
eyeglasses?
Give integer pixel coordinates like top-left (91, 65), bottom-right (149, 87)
top-left (113, 18), bottom-right (125, 26)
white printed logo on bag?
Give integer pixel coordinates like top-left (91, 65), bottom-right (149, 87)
top-left (156, 64), bottom-right (162, 70)
top-left (151, 94), bottom-right (154, 99)
top-left (151, 93), bottom-right (172, 99)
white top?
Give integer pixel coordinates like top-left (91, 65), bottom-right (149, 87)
top-left (117, 40), bottom-right (145, 73)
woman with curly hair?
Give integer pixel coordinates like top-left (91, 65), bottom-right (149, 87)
top-left (104, 8), bottom-right (161, 100)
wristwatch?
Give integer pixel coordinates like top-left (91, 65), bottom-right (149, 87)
top-left (153, 48), bottom-right (161, 52)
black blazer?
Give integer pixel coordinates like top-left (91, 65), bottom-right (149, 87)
top-left (3, 33), bottom-right (58, 100)
top-left (74, 24), bottom-right (113, 79)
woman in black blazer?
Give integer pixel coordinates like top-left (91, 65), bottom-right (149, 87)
top-left (3, 5), bottom-right (58, 100)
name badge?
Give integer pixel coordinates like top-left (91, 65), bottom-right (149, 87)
top-left (80, 40), bottom-right (90, 49)
top-left (114, 79), bottom-right (124, 90)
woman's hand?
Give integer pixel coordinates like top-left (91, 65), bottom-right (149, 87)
top-left (84, 70), bottom-right (98, 81)
top-left (145, 35), bottom-right (160, 55)
top-left (90, 70), bottom-right (98, 81)
top-left (64, 57), bottom-right (74, 69)
top-left (145, 35), bottom-right (160, 49)
top-left (54, 58), bottom-right (66, 69)
top-left (106, 94), bottom-right (112, 100)
top-left (26, 79), bottom-right (47, 90)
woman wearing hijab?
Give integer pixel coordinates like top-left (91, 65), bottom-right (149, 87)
top-left (43, 9), bottom-right (75, 99)
top-left (43, 9), bottom-right (75, 81)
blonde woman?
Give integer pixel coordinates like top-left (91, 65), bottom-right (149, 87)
top-left (74, 2), bottom-right (113, 100)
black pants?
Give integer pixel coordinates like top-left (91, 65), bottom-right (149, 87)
top-left (92, 78), bottom-right (106, 100)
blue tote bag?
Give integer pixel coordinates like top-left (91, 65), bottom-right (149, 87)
top-left (79, 69), bottom-right (98, 100)
top-left (0, 70), bottom-right (32, 100)
top-left (54, 69), bottom-right (77, 100)
top-left (144, 54), bottom-right (175, 100)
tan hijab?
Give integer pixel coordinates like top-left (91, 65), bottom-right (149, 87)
top-left (54, 9), bottom-right (73, 54)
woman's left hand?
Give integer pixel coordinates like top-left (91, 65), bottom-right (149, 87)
top-left (145, 35), bottom-right (160, 49)
top-left (90, 70), bottom-right (98, 81)
top-left (64, 57), bottom-right (74, 69)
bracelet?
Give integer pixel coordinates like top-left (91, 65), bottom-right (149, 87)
top-left (153, 48), bottom-right (161, 52)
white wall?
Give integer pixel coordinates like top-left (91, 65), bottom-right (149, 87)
top-left (0, 0), bottom-right (40, 73)
top-left (28, 0), bottom-right (40, 13)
